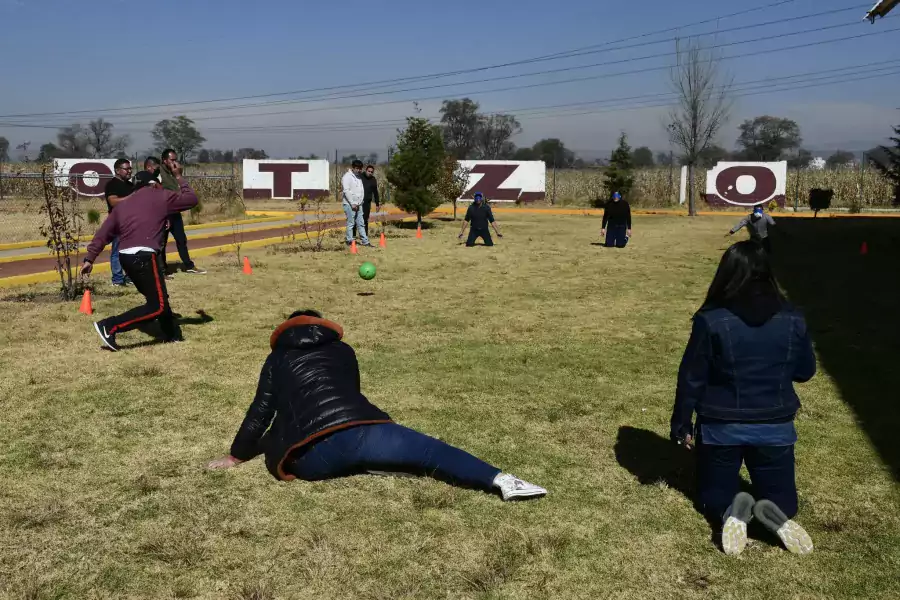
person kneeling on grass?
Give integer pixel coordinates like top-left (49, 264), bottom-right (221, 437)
top-left (81, 160), bottom-right (198, 351)
top-left (670, 241), bottom-right (816, 556)
top-left (207, 310), bottom-right (547, 501)
top-left (600, 192), bottom-right (632, 248)
top-left (458, 192), bottom-right (503, 246)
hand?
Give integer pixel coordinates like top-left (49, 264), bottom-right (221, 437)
top-left (81, 261), bottom-right (93, 276)
top-left (458, 234), bottom-right (463, 240)
top-left (600, 229), bottom-right (606, 237)
top-left (206, 455), bottom-right (244, 470)
top-left (626, 229), bottom-right (632, 237)
top-left (170, 160), bottom-right (183, 178)
top-left (497, 232), bottom-right (503, 238)
top-left (680, 434), bottom-right (694, 450)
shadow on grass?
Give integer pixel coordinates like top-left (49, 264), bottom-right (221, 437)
top-left (120, 310), bottom-right (214, 349)
top-left (393, 221), bottom-right (436, 230)
top-left (615, 426), bottom-right (772, 548)
top-left (770, 218), bottom-right (900, 481)
top-left (614, 426), bottom-right (696, 501)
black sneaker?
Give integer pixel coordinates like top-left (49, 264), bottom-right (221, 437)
top-left (184, 267), bottom-right (207, 274)
top-left (93, 322), bottom-right (119, 352)
top-left (111, 281), bottom-right (127, 287)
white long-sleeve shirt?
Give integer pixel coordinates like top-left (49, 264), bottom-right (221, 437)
top-left (341, 170), bottom-right (365, 208)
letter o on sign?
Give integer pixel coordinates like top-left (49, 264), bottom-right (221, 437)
top-left (715, 165), bottom-right (776, 205)
top-left (67, 161), bottom-right (113, 197)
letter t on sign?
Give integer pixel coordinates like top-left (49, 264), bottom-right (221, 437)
top-left (258, 163), bottom-right (309, 198)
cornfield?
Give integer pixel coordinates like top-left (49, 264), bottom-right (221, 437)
top-left (1, 162), bottom-right (895, 243)
top-left (547, 166), bottom-right (897, 209)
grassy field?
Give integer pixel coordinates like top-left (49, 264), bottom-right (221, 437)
top-left (0, 214), bottom-right (898, 599)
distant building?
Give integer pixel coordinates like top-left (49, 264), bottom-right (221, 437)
top-left (865, 0), bottom-right (899, 22)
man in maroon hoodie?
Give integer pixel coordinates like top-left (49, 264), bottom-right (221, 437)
top-left (81, 160), bottom-right (198, 351)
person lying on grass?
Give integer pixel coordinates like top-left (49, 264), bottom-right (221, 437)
top-left (207, 310), bottom-right (547, 501)
top-left (671, 241), bottom-right (816, 556)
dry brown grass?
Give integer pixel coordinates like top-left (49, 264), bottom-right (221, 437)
top-left (0, 213), bottom-right (898, 599)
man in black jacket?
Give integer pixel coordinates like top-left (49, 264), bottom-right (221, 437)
top-left (359, 163), bottom-right (380, 238)
top-left (207, 310), bottom-right (547, 501)
top-left (600, 192), bottom-right (632, 248)
top-left (458, 192), bottom-right (503, 246)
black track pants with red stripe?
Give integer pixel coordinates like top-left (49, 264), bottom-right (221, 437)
top-left (99, 251), bottom-right (180, 341)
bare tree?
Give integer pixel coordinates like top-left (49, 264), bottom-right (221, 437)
top-left (86, 118), bottom-right (130, 157)
top-left (666, 43), bottom-right (732, 216)
top-left (475, 114), bottom-right (521, 159)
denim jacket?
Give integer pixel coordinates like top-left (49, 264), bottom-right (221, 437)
top-left (670, 305), bottom-right (816, 441)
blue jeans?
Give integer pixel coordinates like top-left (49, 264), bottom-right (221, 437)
top-left (343, 202), bottom-right (369, 245)
top-left (605, 225), bottom-right (629, 248)
top-left (110, 237), bottom-right (126, 284)
top-left (285, 423), bottom-right (501, 490)
top-left (697, 441), bottom-right (798, 520)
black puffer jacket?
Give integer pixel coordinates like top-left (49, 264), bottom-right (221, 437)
top-left (229, 316), bottom-right (392, 480)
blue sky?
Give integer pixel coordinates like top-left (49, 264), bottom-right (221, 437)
top-left (0, 0), bottom-right (898, 159)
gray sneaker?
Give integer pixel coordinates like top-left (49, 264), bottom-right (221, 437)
top-left (184, 267), bottom-right (207, 274)
top-left (722, 492), bottom-right (755, 556)
top-left (492, 473), bottom-right (547, 501)
top-left (753, 499), bottom-right (813, 555)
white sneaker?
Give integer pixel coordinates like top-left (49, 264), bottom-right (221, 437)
top-left (722, 492), bottom-right (755, 556)
top-left (493, 473), bottom-right (547, 501)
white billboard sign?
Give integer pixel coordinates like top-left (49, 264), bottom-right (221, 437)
top-left (242, 159), bottom-right (330, 200)
top-left (456, 160), bottom-right (546, 203)
top-left (704, 161), bottom-right (788, 207)
top-left (53, 159), bottom-right (119, 197)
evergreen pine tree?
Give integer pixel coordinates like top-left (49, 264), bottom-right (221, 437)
top-left (601, 132), bottom-right (635, 207)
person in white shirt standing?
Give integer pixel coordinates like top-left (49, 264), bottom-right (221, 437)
top-left (341, 159), bottom-right (370, 247)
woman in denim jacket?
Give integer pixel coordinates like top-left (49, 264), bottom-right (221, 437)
top-left (671, 241), bottom-right (817, 556)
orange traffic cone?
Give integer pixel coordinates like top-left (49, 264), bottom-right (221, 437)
top-left (860, 241), bottom-right (868, 256)
top-left (379, 232), bottom-right (386, 248)
top-left (242, 256), bottom-right (253, 274)
top-left (79, 290), bottom-right (93, 315)
top-left (350, 239), bottom-right (358, 254)
top-left (416, 224), bottom-right (423, 239)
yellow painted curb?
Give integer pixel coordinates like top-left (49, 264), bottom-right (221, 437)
top-left (0, 218), bottom-right (415, 289)
top-left (431, 206), bottom-right (900, 218)
top-left (0, 215), bottom-right (380, 262)
top-left (0, 215), bottom-right (292, 252)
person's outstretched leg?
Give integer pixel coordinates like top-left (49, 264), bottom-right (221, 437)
top-left (93, 252), bottom-right (165, 351)
top-left (286, 424), bottom-right (546, 500)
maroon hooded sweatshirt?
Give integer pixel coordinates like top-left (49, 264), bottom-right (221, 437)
top-left (84, 178), bottom-right (198, 263)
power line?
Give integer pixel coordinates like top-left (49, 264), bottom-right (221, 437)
top-left (36, 23), bottom-right (895, 128)
top-left (0, 0), bottom-right (828, 120)
top-left (1, 9), bottom-right (876, 125)
top-left (191, 60), bottom-right (900, 134)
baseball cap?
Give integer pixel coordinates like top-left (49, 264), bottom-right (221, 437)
top-left (753, 205), bottom-right (764, 214)
top-left (473, 191), bottom-right (483, 200)
top-left (612, 192), bottom-right (621, 199)
top-left (134, 170), bottom-right (161, 189)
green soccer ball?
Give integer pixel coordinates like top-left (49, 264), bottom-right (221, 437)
top-left (358, 262), bottom-right (377, 280)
